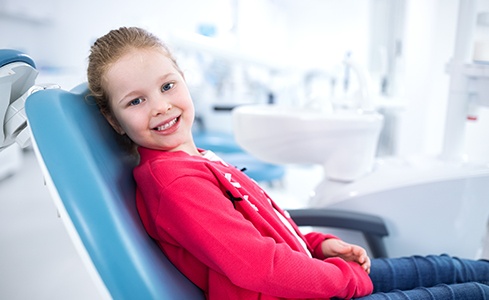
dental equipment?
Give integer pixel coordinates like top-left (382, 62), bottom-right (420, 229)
top-left (0, 50), bottom-right (38, 180)
top-left (0, 49), bottom-right (59, 152)
top-left (0, 49), bottom-right (37, 151)
top-left (233, 0), bottom-right (489, 260)
top-left (340, 56), bottom-right (376, 113)
top-left (234, 48), bottom-right (384, 183)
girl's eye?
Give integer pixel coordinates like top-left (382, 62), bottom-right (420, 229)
top-left (161, 82), bottom-right (175, 92)
top-left (129, 98), bottom-right (144, 106)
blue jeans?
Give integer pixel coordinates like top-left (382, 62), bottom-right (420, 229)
top-left (357, 254), bottom-right (489, 299)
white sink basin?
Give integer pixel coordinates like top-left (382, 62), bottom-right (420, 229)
top-left (232, 104), bottom-right (384, 182)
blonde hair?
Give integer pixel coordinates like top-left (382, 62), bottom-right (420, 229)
top-left (87, 26), bottom-right (182, 152)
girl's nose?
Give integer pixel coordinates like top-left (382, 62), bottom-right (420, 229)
top-left (150, 97), bottom-right (172, 116)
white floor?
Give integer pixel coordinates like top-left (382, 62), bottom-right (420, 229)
top-left (0, 150), bottom-right (102, 300)
top-left (1, 150), bottom-right (488, 300)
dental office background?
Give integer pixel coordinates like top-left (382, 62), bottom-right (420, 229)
top-left (1, 0), bottom-right (489, 298)
top-left (2, 0), bottom-right (488, 161)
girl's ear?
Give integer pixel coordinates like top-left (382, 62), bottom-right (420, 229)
top-left (103, 112), bottom-right (125, 135)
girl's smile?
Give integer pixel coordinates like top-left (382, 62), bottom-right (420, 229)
top-left (152, 116), bottom-right (180, 133)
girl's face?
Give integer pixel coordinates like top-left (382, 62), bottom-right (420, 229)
top-left (104, 48), bottom-right (198, 155)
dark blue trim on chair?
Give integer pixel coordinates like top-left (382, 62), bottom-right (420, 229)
top-left (288, 209), bottom-right (389, 258)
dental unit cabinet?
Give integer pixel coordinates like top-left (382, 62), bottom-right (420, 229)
top-left (0, 50), bottom-right (60, 180)
top-left (233, 0), bottom-right (489, 259)
top-left (0, 50), bottom-right (36, 180)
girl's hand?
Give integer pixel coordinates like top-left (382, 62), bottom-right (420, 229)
top-left (321, 239), bottom-right (371, 273)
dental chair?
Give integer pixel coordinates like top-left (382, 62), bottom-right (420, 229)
top-left (2, 49), bottom-right (388, 299)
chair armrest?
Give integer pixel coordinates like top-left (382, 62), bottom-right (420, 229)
top-left (288, 209), bottom-right (389, 258)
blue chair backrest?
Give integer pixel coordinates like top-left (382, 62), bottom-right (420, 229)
top-left (25, 84), bottom-right (204, 299)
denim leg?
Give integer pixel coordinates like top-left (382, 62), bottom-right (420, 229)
top-left (369, 254), bottom-right (489, 293)
top-left (356, 282), bottom-right (489, 300)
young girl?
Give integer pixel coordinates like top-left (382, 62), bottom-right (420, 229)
top-left (87, 27), bottom-right (489, 299)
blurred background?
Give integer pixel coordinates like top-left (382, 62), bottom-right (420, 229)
top-left (2, 0), bottom-right (487, 157)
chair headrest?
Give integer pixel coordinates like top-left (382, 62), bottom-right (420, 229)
top-left (0, 49), bottom-right (36, 68)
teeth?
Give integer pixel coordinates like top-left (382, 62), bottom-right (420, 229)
top-left (156, 117), bottom-right (178, 131)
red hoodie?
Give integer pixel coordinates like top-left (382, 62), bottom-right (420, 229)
top-left (134, 147), bottom-right (373, 299)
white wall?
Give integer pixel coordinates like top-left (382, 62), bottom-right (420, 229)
top-left (396, 0), bottom-right (459, 156)
top-left (1, 0), bottom-right (237, 89)
top-left (281, 0), bottom-right (371, 69)
top-left (1, 0), bottom-right (371, 85)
